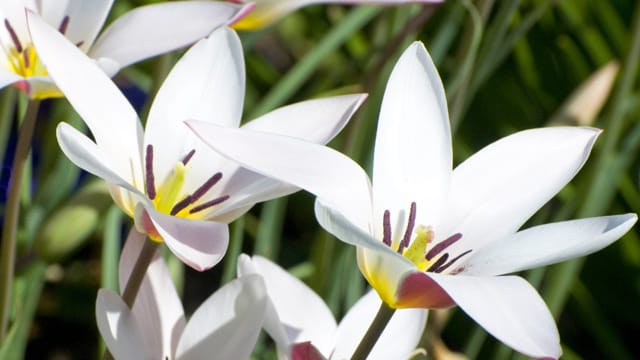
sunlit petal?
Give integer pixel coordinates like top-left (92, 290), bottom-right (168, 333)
top-left (443, 127), bottom-right (600, 254)
top-left (95, 289), bottom-right (145, 360)
top-left (88, 1), bottom-right (245, 70)
top-left (462, 214), bottom-right (638, 276)
top-left (427, 273), bottom-right (561, 359)
top-left (187, 121), bottom-right (373, 230)
top-left (141, 205), bottom-right (229, 271)
top-left (175, 275), bottom-right (267, 359)
top-left (372, 41), bottom-right (451, 233)
top-left (250, 255), bottom-right (337, 358)
top-left (29, 11), bottom-right (144, 185)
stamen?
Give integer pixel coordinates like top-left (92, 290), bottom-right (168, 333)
top-left (181, 149), bottom-right (196, 165)
top-left (22, 48), bottom-right (29, 68)
top-left (58, 16), bottom-right (70, 34)
top-left (432, 249), bottom-right (472, 274)
top-left (170, 195), bottom-right (192, 216)
top-left (145, 145), bottom-right (156, 199)
top-left (5, 19), bottom-right (22, 52)
top-left (399, 202), bottom-right (417, 253)
top-left (425, 233), bottom-right (462, 260)
top-left (76, 41), bottom-right (84, 47)
top-left (189, 195), bottom-right (230, 214)
top-left (426, 253), bottom-right (449, 273)
top-left (382, 210), bottom-right (391, 246)
top-left (190, 172), bottom-right (222, 202)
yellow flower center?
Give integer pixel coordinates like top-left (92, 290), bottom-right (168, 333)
top-left (143, 145), bottom-right (230, 242)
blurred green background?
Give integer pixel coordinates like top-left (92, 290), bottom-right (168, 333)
top-left (1, 0), bottom-right (639, 359)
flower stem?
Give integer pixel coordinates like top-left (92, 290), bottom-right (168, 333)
top-left (120, 233), bottom-right (158, 308)
top-left (0, 99), bottom-right (40, 342)
top-left (351, 302), bottom-right (395, 360)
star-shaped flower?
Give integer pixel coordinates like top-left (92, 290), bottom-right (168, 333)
top-left (29, 14), bottom-right (365, 271)
top-left (1, 0), bottom-right (249, 98)
top-left (186, 42), bottom-right (637, 358)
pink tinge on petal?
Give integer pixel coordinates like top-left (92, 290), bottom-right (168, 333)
top-left (134, 206), bottom-right (162, 242)
top-left (395, 272), bottom-right (455, 309)
top-left (12, 80), bottom-right (30, 95)
top-left (291, 342), bottom-right (326, 360)
top-left (228, 3), bottom-right (256, 27)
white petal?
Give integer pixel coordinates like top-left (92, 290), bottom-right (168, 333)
top-left (175, 275), bottom-right (267, 360)
top-left (56, 122), bottom-right (143, 214)
top-left (187, 121), bottom-right (374, 231)
top-left (427, 273), bottom-right (561, 359)
top-left (88, 1), bottom-right (245, 70)
top-left (372, 41), bottom-right (451, 235)
top-left (252, 255), bottom-right (338, 358)
top-left (37, 0), bottom-right (113, 50)
top-left (29, 12), bottom-right (144, 185)
top-left (119, 229), bottom-right (186, 359)
top-left (95, 289), bottom-right (146, 360)
top-left (443, 127), bottom-right (600, 254)
top-left (243, 94), bottom-right (366, 144)
top-left (141, 205), bottom-right (229, 271)
top-left (463, 214), bottom-right (638, 276)
top-left (210, 94), bottom-right (367, 219)
top-left (332, 290), bottom-right (427, 360)
top-left (145, 27), bottom-right (244, 193)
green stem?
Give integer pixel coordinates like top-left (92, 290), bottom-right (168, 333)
top-left (351, 302), bottom-right (395, 360)
top-left (0, 100), bottom-right (40, 342)
top-left (120, 232), bottom-right (158, 308)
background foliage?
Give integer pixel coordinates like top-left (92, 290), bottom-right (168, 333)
top-left (0, 0), bottom-right (639, 358)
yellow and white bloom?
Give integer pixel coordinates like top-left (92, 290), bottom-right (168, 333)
top-left (229, 0), bottom-right (441, 30)
top-left (96, 231), bottom-right (268, 360)
top-left (0, 0), bottom-right (248, 98)
top-left (29, 15), bottom-right (365, 271)
top-left (187, 42), bottom-right (637, 359)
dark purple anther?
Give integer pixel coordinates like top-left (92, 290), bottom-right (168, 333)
top-left (145, 145), bottom-right (156, 199)
top-left (432, 249), bottom-right (472, 273)
top-left (382, 210), bottom-right (391, 246)
top-left (190, 172), bottom-right (222, 202)
top-left (5, 19), bottom-right (22, 52)
top-left (425, 233), bottom-right (463, 260)
top-left (182, 149), bottom-right (196, 165)
top-left (190, 195), bottom-right (230, 214)
top-left (170, 195), bottom-right (193, 215)
top-left (58, 15), bottom-right (70, 34)
top-left (398, 202), bottom-right (417, 254)
top-left (426, 253), bottom-right (449, 273)
top-left (22, 48), bottom-right (29, 68)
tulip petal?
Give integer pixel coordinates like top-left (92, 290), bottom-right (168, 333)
top-left (332, 290), bottom-right (427, 360)
top-left (186, 121), bottom-right (374, 231)
top-left (145, 27), bottom-right (244, 196)
top-left (95, 289), bottom-right (146, 360)
top-left (426, 273), bottom-right (561, 359)
top-left (0, 67), bottom-right (22, 89)
top-left (175, 275), bottom-right (267, 360)
top-left (443, 127), bottom-right (600, 254)
top-left (141, 205), bottom-right (229, 271)
top-left (56, 123), bottom-right (143, 215)
top-left (88, 1), bottom-right (245, 70)
top-left (248, 255), bottom-right (338, 358)
top-left (37, 0), bottom-right (113, 51)
top-left (462, 213), bottom-right (638, 276)
top-left (118, 229), bottom-right (186, 359)
top-left (372, 41), bottom-right (451, 233)
top-left (211, 94), bottom-right (367, 218)
top-left (29, 12), bottom-right (144, 185)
